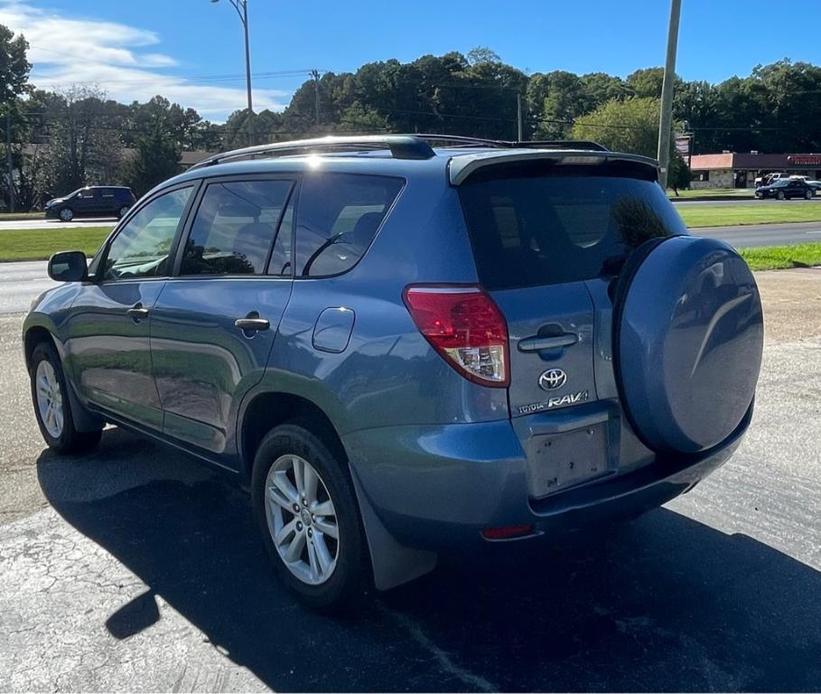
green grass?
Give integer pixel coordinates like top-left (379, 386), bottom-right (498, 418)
top-left (669, 188), bottom-right (754, 199)
top-left (678, 201), bottom-right (821, 228)
top-left (0, 226), bottom-right (113, 261)
top-left (739, 243), bottom-right (821, 271)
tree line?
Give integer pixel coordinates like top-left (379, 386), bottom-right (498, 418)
top-left (2, 29), bottom-right (820, 208)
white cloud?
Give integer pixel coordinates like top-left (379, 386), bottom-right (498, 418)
top-left (0, 0), bottom-right (290, 119)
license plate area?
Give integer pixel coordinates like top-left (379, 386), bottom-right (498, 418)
top-left (526, 422), bottom-right (611, 499)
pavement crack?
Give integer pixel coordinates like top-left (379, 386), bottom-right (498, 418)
top-left (376, 604), bottom-right (497, 692)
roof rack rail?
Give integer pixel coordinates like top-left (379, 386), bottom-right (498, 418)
top-left (414, 133), bottom-right (608, 152)
top-left (190, 134), bottom-right (436, 170)
top-left (518, 139), bottom-right (609, 152)
top-left (413, 134), bottom-right (509, 148)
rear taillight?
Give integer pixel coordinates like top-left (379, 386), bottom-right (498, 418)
top-left (403, 285), bottom-right (509, 387)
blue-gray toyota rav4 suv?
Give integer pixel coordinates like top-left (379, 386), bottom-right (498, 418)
top-left (24, 135), bottom-right (763, 608)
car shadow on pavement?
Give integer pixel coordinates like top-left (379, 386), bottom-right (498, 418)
top-left (37, 428), bottom-right (821, 692)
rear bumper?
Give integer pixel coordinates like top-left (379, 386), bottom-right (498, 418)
top-left (343, 405), bottom-right (751, 552)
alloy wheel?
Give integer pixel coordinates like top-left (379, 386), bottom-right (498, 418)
top-left (35, 360), bottom-right (64, 439)
top-left (264, 454), bottom-right (340, 585)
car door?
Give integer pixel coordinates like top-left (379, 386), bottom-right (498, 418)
top-left (99, 188), bottom-right (118, 216)
top-left (63, 184), bottom-right (197, 429)
top-left (74, 188), bottom-right (98, 216)
top-left (149, 175), bottom-right (296, 456)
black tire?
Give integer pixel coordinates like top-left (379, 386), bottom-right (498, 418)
top-left (805, 190), bottom-right (813, 200)
top-left (29, 341), bottom-right (102, 454)
top-left (776, 191), bottom-right (785, 200)
top-left (59, 207), bottom-right (74, 222)
top-left (251, 420), bottom-right (368, 610)
top-left (118, 205), bottom-right (130, 219)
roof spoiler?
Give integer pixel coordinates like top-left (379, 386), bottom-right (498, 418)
top-left (448, 150), bottom-right (660, 186)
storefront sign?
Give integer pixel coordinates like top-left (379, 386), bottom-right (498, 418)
top-left (675, 134), bottom-right (692, 156)
top-left (787, 155), bottom-right (821, 166)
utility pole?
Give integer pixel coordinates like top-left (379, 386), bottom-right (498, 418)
top-left (516, 93), bottom-right (523, 141)
top-left (211, 0), bottom-right (254, 146)
top-left (311, 69), bottom-right (321, 126)
top-left (657, 0), bottom-right (682, 190)
top-left (6, 111), bottom-right (14, 214)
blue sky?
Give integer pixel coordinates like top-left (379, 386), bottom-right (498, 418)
top-left (2, 0), bottom-right (819, 121)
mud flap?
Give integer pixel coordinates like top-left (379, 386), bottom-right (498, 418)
top-left (349, 469), bottom-right (438, 591)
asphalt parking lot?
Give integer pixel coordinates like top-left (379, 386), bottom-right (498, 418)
top-left (1, 269), bottom-right (820, 692)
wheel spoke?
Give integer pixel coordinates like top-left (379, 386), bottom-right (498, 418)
top-left (302, 463), bottom-right (319, 504)
top-left (313, 534), bottom-right (333, 575)
top-left (268, 487), bottom-right (294, 513)
top-left (314, 518), bottom-right (338, 539)
top-left (53, 406), bottom-right (63, 432)
top-left (274, 518), bottom-right (297, 546)
top-left (307, 540), bottom-right (319, 579)
top-left (311, 500), bottom-right (335, 517)
top-left (270, 470), bottom-right (298, 504)
top-left (293, 457), bottom-right (305, 498)
top-left (284, 529), bottom-right (306, 563)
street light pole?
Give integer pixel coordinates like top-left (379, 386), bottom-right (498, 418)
top-left (657, 0), bottom-right (682, 190)
top-left (212, 0), bottom-right (255, 146)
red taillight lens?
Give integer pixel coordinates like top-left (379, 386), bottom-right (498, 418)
top-left (403, 285), bottom-right (509, 387)
top-left (481, 524), bottom-right (535, 540)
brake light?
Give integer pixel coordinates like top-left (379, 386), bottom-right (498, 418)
top-left (481, 524), bottom-right (535, 540)
top-left (403, 285), bottom-right (509, 387)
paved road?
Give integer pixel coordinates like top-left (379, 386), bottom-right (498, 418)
top-left (691, 221), bottom-right (821, 247)
top-left (0, 218), bottom-right (115, 231)
top-left (674, 196), bottom-right (821, 206)
top-left (0, 261), bottom-right (59, 315)
top-left (0, 270), bottom-right (820, 691)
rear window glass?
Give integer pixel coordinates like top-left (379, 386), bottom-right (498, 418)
top-left (459, 168), bottom-right (686, 290)
top-left (295, 173), bottom-right (403, 277)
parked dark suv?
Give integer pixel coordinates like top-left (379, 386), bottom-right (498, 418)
top-left (24, 135), bottom-right (763, 609)
top-left (44, 186), bottom-right (136, 221)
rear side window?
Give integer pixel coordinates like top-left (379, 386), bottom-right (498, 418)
top-left (180, 179), bottom-right (293, 276)
top-left (295, 173), bottom-right (403, 277)
top-left (459, 167), bottom-right (686, 290)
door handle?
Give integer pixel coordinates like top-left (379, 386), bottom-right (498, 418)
top-left (518, 333), bottom-right (578, 352)
top-left (127, 305), bottom-right (150, 320)
top-left (235, 316), bottom-right (270, 333)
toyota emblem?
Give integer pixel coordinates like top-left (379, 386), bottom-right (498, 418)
top-left (539, 368), bottom-right (567, 391)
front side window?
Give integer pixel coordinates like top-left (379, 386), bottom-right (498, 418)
top-left (295, 173), bottom-right (403, 277)
top-left (103, 186), bottom-right (193, 281)
top-left (180, 179), bottom-right (293, 276)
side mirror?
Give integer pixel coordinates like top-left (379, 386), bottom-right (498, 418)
top-left (48, 251), bottom-right (88, 282)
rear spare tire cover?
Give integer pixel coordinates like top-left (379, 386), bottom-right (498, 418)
top-left (614, 235), bottom-right (763, 454)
